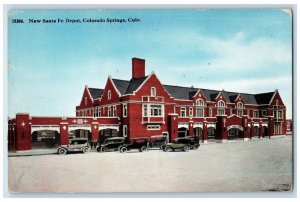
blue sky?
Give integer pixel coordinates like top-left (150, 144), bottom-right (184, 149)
top-left (7, 9), bottom-right (292, 118)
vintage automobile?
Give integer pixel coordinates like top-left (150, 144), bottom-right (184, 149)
top-left (57, 138), bottom-right (90, 155)
top-left (97, 137), bottom-right (125, 152)
top-left (148, 135), bottom-right (168, 149)
top-left (162, 137), bottom-right (191, 152)
top-left (186, 136), bottom-right (200, 149)
top-left (119, 137), bottom-right (149, 153)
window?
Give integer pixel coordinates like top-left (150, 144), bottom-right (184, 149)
top-left (276, 99), bottom-right (279, 106)
top-left (181, 107), bottom-right (186, 117)
top-left (85, 97), bottom-right (87, 105)
top-left (92, 109), bottom-right (95, 117)
top-left (108, 107), bottom-right (112, 117)
top-left (189, 107), bottom-right (193, 117)
top-left (237, 102), bottom-right (243, 109)
top-left (151, 87), bottom-right (156, 97)
top-left (113, 106), bottom-right (117, 117)
top-left (98, 108), bottom-right (101, 117)
top-left (209, 108), bottom-right (212, 117)
top-left (278, 111), bottom-right (283, 119)
top-left (262, 110), bottom-right (267, 116)
top-left (108, 90), bottom-right (111, 100)
top-left (196, 108), bottom-right (204, 117)
top-left (196, 99), bottom-right (204, 106)
top-left (147, 125), bottom-right (161, 130)
top-left (253, 111), bottom-right (259, 118)
top-left (237, 110), bottom-right (243, 117)
top-left (217, 101), bottom-right (225, 115)
top-left (123, 125), bottom-right (127, 137)
top-left (230, 108), bottom-right (233, 115)
top-left (123, 104), bottom-right (127, 117)
top-left (236, 102), bottom-right (243, 116)
top-left (247, 110), bottom-right (250, 116)
top-left (274, 110), bottom-right (283, 119)
top-left (150, 105), bottom-right (162, 116)
top-left (143, 105), bottom-right (148, 117)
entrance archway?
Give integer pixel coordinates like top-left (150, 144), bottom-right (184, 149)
top-left (207, 127), bottom-right (215, 141)
top-left (227, 128), bottom-right (243, 140)
top-left (31, 130), bottom-right (60, 149)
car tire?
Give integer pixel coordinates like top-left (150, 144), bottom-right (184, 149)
top-left (140, 146), bottom-right (148, 152)
top-left (58, 148), bottom-right (67, 155)
top-left (183, 145), bottom-right (190, 152)
top-left (117, 145), bottom-right (123, 151)
top-left (120, 147), bottom-right (127, 153)
top-left (194, 144), bottom-right (200, 149)
top-left (83, 147), bottom-right (89, 153)
top-left (96, 147), bottom-right (101, 152)
top-left (164, 146), bottom-right (172, 152)
top-left (101, 147), bottom-right (107, 152)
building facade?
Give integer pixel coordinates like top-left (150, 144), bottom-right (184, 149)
top-left (8, 58), bottom-right (288, 151)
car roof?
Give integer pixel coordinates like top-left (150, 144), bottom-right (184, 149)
top-left (150, 135), bottom-right (167, 138)
top-left (131, 137), bottom-right (149, 140)
top-left (106, 137), bottom-right (125, 140)
top-left (69, 138), bottom-right (88, 141)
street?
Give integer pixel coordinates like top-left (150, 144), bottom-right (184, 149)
top-left (8, 136), bottom-right (293, 193)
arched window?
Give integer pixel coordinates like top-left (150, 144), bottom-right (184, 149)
top-left (217, 100), bottom-right (225, 115)
top-left (151, 87), bottom-right (156, 97)
top-left (236, 102), bottom-right (243, 116)
top-left (196, 99), bottom-right (204, 106)
top-left (196, 99), bottom-right (205, 117)
top-left (108, 90), bottom-right (111, 100)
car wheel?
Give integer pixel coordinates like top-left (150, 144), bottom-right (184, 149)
top-left (194, 144), bottom-right (200, 149)
top-left (164, 146), bottom-right (172, 152)
top-left (83, 147), bottom-right (89, 153)
top-left (183, 145), bottom-right (190, 152)
top-left (117, 145), bottom-right (123, 151)
top-left (140, 146), bottom-right (148, 152)
top-left (120, 147), bottom-right (127, 153)
top-left (101, 147), bottom-right (107, 152)
top-left (96, 147), bottom-right (101, 152)
top-left (58, 148), bottom-right (67, 155)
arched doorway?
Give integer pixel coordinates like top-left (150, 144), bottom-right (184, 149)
top-left (178, 127), bottom-right (188, 138)
top-left (99, 128), bottom-right (119, 144)
top-left (194, 127), bottom-right (203, 140)
top-left (207, 127), bottom-right (216, 141)
top-left (227, 127), bottom-right (243, 140)
top-left (31, 130), bottom-right (60, 149)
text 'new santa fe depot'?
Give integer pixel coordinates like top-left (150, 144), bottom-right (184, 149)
top-left (8, 58), bottom-right (291, 151)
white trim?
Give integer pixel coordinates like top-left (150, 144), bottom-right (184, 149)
top-left (68, 125), bottom-right (91, 132)
top-left (132, 73), bottom-right (152, 94)
top-left (99, 124), bottom-right (119, 131)
top-left (147, 125), bottom-right (161, 130)
top-left (178, 122), bottom-right (189, 129)
top-left (85, 85), bottom-right (94, 104)
top-left (262, 123), bottom-right (268, 127)
top-left (207, 123), bottom-right (216, 128)
top-left (269, 90), bottom-right (278, 105)
top-left (31, 125), bottom-right (60, 133)
top-left (108, 76), bottom-right (122, 97)
top-left (193, 122), bottom-right (203, 129)
top-left (123, 125), bottom-right (127, 137)
top-left (253, 123), bottom-right (260, 127)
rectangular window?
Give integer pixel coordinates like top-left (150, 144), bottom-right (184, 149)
top-left (113, 106), bottom-right (117, 117)
top-left (150, 105), bottom-right (162, 116)
top-left (247, 110), bottom-right (250, 116)
top-left (230, 108), bottom-right (233, 115)
top-left (147, 125), bottom-right (161, 130)
top-left (123, 125), bottom-right (127, 137)
top-left (253, 111), bottom-right (258, 118)
top-left (95, 107), bottom-right (98, 117)
top-left (209, 108), bottom-right (212, 117)
top-left (218, 109), bottom-right (225, 116)
top-left (278, 111), bottom-right (283, 119)
top-left (85, 97), bottom-right (87, 105)
top-left (189, 107), bottom-right (193, 117)
top-left (143, 105), bottom-right (148, 117)
top-left (196, 108), bottom-right (204, 117)
top-left (262, 110), bottom-right (267, 116)
top-left (237, 110), bottom-right (243, 117)
top-left (181, 107), bottom-right (186, 117)
top-left (123, 104), bottom-right (127, 117)
top-left (108, 106), bottom-right (112, 117)
top-left (98, 108), bottom-right (101, 117)
top-left (287, 124), bottom-right (291, 130)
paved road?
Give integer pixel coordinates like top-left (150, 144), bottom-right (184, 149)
top-left (8, 136), bottom-right (293, 193)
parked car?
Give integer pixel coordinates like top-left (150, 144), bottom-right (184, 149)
top-left (148, 135), bottom-right (167, 149)
top-left (97, 137), bottom-right (125, 152)
top-left (58, 138), bottom-right (90, 155)
top-left (162, 137), bottom-right (191, 152)
top-left (186, 136), bottom-right (200, 149)
top-left (119, 137), bottom-right (149, 153)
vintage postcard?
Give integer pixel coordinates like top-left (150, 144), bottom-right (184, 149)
top-left (6, 9), bottom-right (293, 193)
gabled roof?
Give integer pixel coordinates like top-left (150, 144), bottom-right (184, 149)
top-left (254, 92), bottom-right (275, 105)
top-left (112, 77), bottom-right (148, 95)
top-left (105, 76), bottom-right (274, 105)
top-left (88, 88), bottom-right (104, 99)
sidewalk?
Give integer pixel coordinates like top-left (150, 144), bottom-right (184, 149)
top-left (8, 148), bottom-right (99, 157)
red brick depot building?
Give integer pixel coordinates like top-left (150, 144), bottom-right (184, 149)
top-left (8, 58), bottom-right (288, 151)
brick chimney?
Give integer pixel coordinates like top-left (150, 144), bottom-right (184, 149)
top-left (132, 58), bottom-right (145, 79)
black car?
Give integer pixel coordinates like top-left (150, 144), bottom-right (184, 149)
top-left (58, 138), bottom-right (90, 155)
top-left (119, 137), bottom-right (149, 153)
top-left (186, 136), bottom-right (200, 149)
top-left (97, 137), bottom-right (125, 152)
top-left (148, 135), bottom-right (167, 149)
top-left (162, 137), bottom-right (191, 152)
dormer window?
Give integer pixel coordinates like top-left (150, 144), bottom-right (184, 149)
top-left (151, 87), bottom-right (156, 97)
top-left (237, 102), bottom-right (243, 116)
top-left (108, 90), bottom-right (111, 100)
top-left (85, 97), bottom-right (87, 105)
top-left (217, 100), bottom-right (225, 115)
